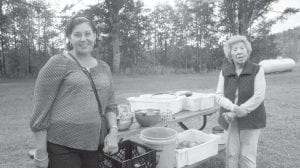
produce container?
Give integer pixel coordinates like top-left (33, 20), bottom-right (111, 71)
top-left (117, 104), bottom-right (134, 131)
top-left (135, 109), bottom-right (162, 127)
top-left (117, 116), bottom-right (133, 131)
top-left (175, 129), bottom-right (219, 168)
top-left (99, 140), bottom-right (156, 168)
top-left (179, 92), bottom-right (215, 111)
top-left (127, 93), bottom-right (183, 114)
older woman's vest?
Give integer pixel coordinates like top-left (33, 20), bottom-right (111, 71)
top-left (219, 61), bottom-right (266, 130)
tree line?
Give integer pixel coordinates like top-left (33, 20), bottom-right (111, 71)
top-left (275, 26), bottom-right (300, 61)
top-left (0, 0), bottom-right (298, 77)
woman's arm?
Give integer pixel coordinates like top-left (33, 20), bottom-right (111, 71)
top-left (30, 56), bottom-right (67, 131)
top-left (105, 110), bottom-right (118, 131)
top-left (103, 111), bottom-right (118, 154)
top-left (30, 56), bottom-right (66, 165)
top-left (240, 67), bottom-right (266, 112)
top-left (103, 62), bottom-right (118, 130)
top-left (33, 131), bottom-right (49, 168)
top-left (215, 71), bottom-right (237, 111)
top-left (103, 62), bottom-right (119, 154)
top-left (34, 131), bottom-right (48, 157)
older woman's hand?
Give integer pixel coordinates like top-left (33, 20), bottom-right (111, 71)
top-left (103, 128), bottom-right (119, 155)
top-left (233, 106), bottom-right (249, 117)
top-left (222, 112), bottom-right (236, 123)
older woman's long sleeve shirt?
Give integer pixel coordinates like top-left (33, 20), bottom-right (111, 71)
top-left (30, 55), bottom-right (116, 151)
top-left (215, 67), bottom-right (266, 112)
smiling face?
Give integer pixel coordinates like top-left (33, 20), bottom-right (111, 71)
top-left (68, 22), bottom-right (96, 55)
top-left (230, 41), bottom-right (249, 66)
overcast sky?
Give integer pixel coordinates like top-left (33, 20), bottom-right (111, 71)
top-left (268, 0), bottom-right (300, 33)
top-left (48, 0), bottom-right (300, 34)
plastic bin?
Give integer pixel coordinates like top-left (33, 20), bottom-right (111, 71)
top-left (181, 93), bottom-right (215, 111)
top-left (175, 129), bottom-right (219, 168)
top-left (99, 140), bottom-right (156, 168)
top-left (127, 94), bottom-right (183, 114)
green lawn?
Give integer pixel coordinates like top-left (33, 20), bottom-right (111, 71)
top-left (1, 66), bottom-right (300, 168)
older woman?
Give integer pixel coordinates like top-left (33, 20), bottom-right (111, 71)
top-left (215, 35), bottom-right (266, 168)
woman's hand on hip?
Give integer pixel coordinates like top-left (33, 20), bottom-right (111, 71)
top-left (103, 128), bottom-right (119, 155)
top-left (34, 149), bottom-right (49, 168)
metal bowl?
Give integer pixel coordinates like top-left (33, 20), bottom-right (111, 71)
top-left (117, 116), bottom-right (133, 131)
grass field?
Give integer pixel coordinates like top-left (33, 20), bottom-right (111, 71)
top-left (1, 65), bottom-right (300, 168)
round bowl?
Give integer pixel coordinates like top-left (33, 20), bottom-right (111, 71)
top-left (117, 116), bottom-right (133, 131)
top-left (135, 109), bottom-right (162, 127)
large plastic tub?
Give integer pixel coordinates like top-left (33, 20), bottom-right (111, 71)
top-left (140, 127), bottom-right (178, 168)
top-left (175, 129), bottom-right (219, 168)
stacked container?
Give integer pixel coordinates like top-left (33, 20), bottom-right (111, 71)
top-left (127, 93), bottom-right (184, 114)
top-left (178, 92), bottom-right (215, 111)
top-left (127, 92), bottom-right (215, 114)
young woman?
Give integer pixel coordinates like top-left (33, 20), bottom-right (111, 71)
top-left (30, 16), bottom-right (118, 168)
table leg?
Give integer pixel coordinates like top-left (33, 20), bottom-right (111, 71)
top-left (177, 115), bottom-right (207, 130)
top-left (199, 115), bottom-right (207, 130)
top-left (178, 121), bottom-right (189, 130)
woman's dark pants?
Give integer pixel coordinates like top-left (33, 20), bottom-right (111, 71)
top-left (47, 142), bottom-right (102, 168)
